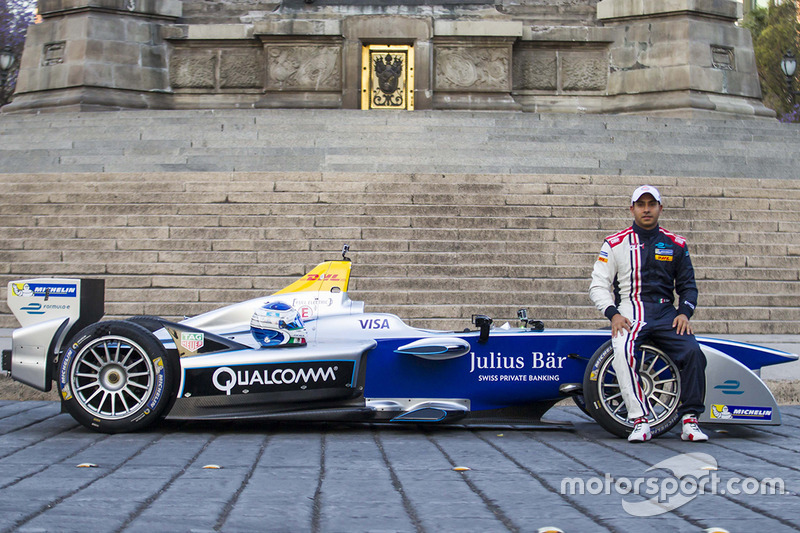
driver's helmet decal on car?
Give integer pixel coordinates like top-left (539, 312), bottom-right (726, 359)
top-left (251, 301), bottom-right (307, 347)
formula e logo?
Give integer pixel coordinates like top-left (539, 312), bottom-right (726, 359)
top-left (359, 318), bottom-right (390, 330)
top-left (20, 303), bottom-right (45, 315)
top-left (713, 380), bottom-right (743, 395)
top-left (181, 332), bottom-right (204, 352)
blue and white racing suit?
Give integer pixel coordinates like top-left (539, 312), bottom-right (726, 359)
top-left (589, 223), bottom-right (706, 420)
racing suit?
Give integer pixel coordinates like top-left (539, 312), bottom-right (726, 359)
top-left (589, 223), bottom-right (706, 420)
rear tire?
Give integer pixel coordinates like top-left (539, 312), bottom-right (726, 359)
top-left (58, 321), bottom-right (177, 433)
top-left (583, 340), bottom-right (682, 439)
top-left (571, 394), bottom-right (590, 417)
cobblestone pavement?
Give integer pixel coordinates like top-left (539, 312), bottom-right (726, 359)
top-left (0, 402), bottom-right (798, 533)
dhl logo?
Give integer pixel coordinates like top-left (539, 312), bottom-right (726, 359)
top-left (273, 260), bottom-right (352, 295)
top-left (304, 274), bottom-right (340, 281)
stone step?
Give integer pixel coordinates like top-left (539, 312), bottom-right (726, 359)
top-left (1, 110), bottom-right (799, 176)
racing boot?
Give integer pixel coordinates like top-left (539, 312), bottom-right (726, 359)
top-left (627, 417), bottom-right (652, 442)
top-left (680, 414), bottom-right (708, 442)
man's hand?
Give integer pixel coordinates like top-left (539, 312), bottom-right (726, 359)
top-left (611, 314), bottom-right (631, 338)
top-left (673, 313), bottom-right (693, 335)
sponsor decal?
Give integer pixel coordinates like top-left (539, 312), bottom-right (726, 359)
top-left (713, 379), bottom-right (743, 395)
top-left (11, 282), bottom-right (77, 298)
top-left (292, 297), bottom-right (333, 321)
top-left (304, 274), bottom-right (340, 282)
top-left (131, 409), bottom-right (150, 423)
top-left (359, 318), bottom-right (390, 330)
top-left (181, 332), bottom-right (204, 353)
top-left (711, 404), bottom-right (772, 421)
top-left (293, 297), bottom-right (333, 307)
top-left (469, 351), bottom-right (566, 373)
top-left (59, 347), bottom-right (77, 400)
top-left (655, 248), bottom-right (674, 261)
top-left (182, 361), bottom-right (355, 397)
top-left (147, 357), bottom-right (165, 410)
top-left (598, 251), bottom-right (608, 263)
top-left (588, 346), bottom-right (611, 382)
top-left (478, 374), bottom-right (559, 382)
top-left (20, 303), bottom-right (45, 315)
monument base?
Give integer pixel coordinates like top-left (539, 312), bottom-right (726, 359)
top-left (2, 0), bottom-right (777, 119)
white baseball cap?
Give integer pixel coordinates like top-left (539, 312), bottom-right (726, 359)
top-left (631, 185), bottom-right (661, 205)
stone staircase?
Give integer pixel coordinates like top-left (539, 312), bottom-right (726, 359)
top-left (0, 110), bottom-right (799, 334)
top-left (1, 110), bottom-right (799, 178)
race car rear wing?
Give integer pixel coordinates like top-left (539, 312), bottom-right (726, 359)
top-left (3, 278), bottom-right (104, 391)
top-left (272, 259), bottom-right (352, 296)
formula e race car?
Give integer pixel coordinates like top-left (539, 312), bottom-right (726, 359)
top-left (3, 247), bottom-right (797, 438)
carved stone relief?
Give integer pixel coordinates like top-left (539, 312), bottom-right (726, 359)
top-left (42, 42), bottom-right (66, 66)
top-left (513, 49), bottom-right (557, 91)
top-left (711, 46), bottom-right (735, 71)
top-left (170, 50), bottom-right (216, 89)
top-left (266, 45), bottom-right (342, 91)
top-left (435, 46), bottom-right (510, 91)
top-left (562, 52), bottom-right (607, 91)
top-left (512, 47), bottom-right (607, 92)
top-left (220, 50), bottom-right (262, 89)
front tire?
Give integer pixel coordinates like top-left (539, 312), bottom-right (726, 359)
top-left (126, 315), bottom-right (167, 333)
top-left (58, 321), bottom-right (177, 433)
top-left (583, 340), bottom-right (682, 439)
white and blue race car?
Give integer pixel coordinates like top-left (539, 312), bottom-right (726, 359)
top-left (3, 247), bottom-right (796, 438)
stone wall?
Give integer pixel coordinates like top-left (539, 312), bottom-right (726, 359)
top-left (2, 0), bottom-right (775, 118)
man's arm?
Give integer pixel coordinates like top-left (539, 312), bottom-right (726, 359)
top-left (589, 241), bottom-right (629, 335)
top-left (673, 242), bottom-right (698, 335)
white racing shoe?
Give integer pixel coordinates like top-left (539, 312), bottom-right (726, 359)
top-left (680, 414), bottom-right (709, 442)
top-left (628, 417), bottom-right (652, 443)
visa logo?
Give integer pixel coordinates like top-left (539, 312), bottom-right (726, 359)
top-left (359, 318), bottom-right (390, 330)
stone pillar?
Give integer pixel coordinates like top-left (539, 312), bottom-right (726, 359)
top-left (4, 0), bottom-right (181, 112)
top-left (597, 0), bottom-right (775, 118)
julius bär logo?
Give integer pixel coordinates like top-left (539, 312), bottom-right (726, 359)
top-left (181, 332), bottom-right (204, 352)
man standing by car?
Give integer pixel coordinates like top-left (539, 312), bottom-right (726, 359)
top-left (589, 185), bottom-right (708, 442)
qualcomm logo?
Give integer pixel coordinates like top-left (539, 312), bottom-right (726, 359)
top-left (212, 365), bottom-right (338, 395)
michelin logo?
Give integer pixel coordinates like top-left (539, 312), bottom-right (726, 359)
top-left (711, 404), bottom-right (772, 421)
top-left (11, 282), bottom-right (77, 298)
